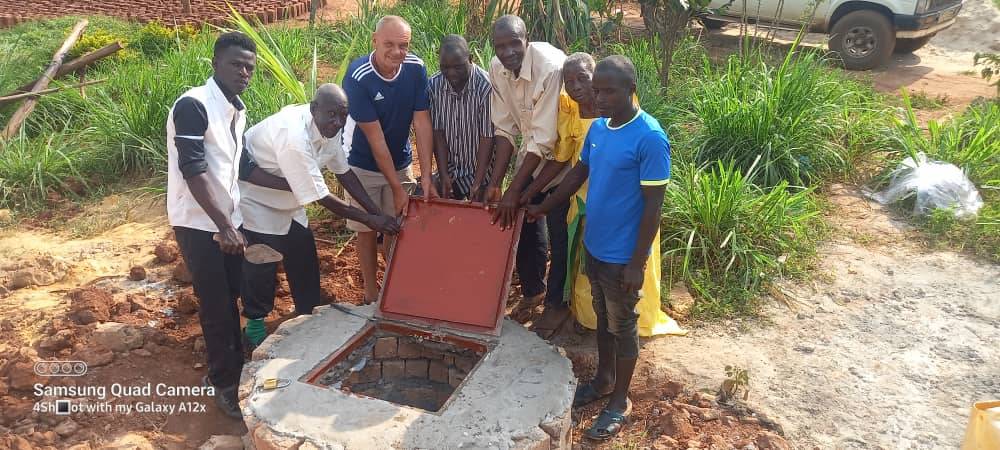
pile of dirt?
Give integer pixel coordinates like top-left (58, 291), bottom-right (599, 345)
top-left (926, 0), bottom-right (1000, 55)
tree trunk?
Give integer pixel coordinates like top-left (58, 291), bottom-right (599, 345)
top-left (2, 19), bottom-right (88, 140)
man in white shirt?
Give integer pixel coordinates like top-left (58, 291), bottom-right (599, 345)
top-left (476, 15), bottom-right (568, 321)
top-left (238, 84), bottom-right (399, 348)
top-left (166, 32), bottom-right (255, 419)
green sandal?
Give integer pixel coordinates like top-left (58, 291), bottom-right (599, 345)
top-left (585, 399), bottom-right (632, 441)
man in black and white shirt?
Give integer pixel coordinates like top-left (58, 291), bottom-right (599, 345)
top-left (429, 34), bottom-right (494, 200)
top-left (166, 32), bottom-right (256, 419)
top-left (238, 83), bottom-right (399, 347)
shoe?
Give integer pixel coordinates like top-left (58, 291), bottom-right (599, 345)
top-left (204, 376), bottom-right (242, 419)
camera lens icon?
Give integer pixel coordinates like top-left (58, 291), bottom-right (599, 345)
top-left (34, 360), bottom-right (88, 377)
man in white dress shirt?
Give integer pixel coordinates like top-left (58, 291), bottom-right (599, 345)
top-left (238, 84), bottom-right (399, 348)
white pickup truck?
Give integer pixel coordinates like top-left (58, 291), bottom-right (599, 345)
top-left (702, 0), bottom-right (964, 69)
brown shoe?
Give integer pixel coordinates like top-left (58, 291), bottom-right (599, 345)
top-left (510, 294), bottom-right (543, 323)
top-left (530, 306), bottom-right (571, 339)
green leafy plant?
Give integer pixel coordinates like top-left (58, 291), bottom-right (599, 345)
top-left (720, 365), bottom-right (750, 401)
top-left (69, 27), bottom-right (131, 61)
top-left (660, 161), bottom-right (820, 316)
top-left (0, 130), bottom-right (102, 209)
top-left (974, 52), bottom-right (1000, 97)
top-left (131, 21), bottom-right (198, 57)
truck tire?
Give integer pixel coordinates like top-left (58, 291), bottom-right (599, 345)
top-left (700, 18), bottom-right (727, 30)
top-left (829, 10), bottom-right (895, 70)
top-left (893, 35), bottom-right (934, 53)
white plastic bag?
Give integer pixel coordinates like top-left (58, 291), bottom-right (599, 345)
top-left (871, 153), bottom-right (984, 219)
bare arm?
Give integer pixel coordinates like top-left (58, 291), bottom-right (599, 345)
top-left (413, 110), bottom-right (438, 200)
top-left (528, 162), bottom-right (589, 218)
top-left (519, 159), bottom-right (568, 204)
top-left (316, 194), bottom-right (399, 235)
top-left (622, 185), bottom-right (666, 292)
top-left (470, 136), bottom-right (495, 201)
top-left (335, 170), bottom-right (380, 215)
top-left (432, 129), bottom-right (452, 198)
top-left (245, 168), bottom-right (291, 191)
top-left (185, 174), bottom-right (245, 254)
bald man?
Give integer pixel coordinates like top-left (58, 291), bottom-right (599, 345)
top-left (342, 15), bottom-right (437, 303)
top-left (238, 84), bottom-right (399, 348)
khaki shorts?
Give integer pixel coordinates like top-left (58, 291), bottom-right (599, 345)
top-left (346, 165), bottom-right (416, 232)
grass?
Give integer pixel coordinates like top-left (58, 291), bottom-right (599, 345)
top-left (906, 90), bottom-right (950, 110)
top-left (660, 161), bottom-right (822, 317)
top-left (687, 42), bottom-right (890, 188)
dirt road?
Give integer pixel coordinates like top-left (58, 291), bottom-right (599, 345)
top-left (644, 185), bottom-right (1000, 449)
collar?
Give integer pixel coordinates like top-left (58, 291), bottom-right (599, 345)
top-left (500, 44), bottom-right (534, 82)
top-left (208, 77), bottom-right (245, 111)
top-left (607, 109), bottom-right (643, 130)
top-left (370, 52), bottom-right (403, 82)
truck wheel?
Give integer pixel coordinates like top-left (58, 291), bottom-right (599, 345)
top-left (700, 18), bottom-right (727, 30)
top-left (893, 35), bottom-right (934, 53)
top-left (829, 10), bottom-right (895, 70)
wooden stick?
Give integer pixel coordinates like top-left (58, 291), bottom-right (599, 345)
top-left (3, 19), bottom-right (88, 139)
top-left (6, 41), bottom-right (121, 96)
top-left (0, 79), bottom-right (107, 104)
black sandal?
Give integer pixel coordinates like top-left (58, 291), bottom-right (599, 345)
top-left (573, 383), bottom-right (612, 407)
top-left (585, 399), bottom-right (632, 441)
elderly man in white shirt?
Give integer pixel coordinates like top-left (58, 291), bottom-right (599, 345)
top-left (238, 84), bottom-right (399, 348)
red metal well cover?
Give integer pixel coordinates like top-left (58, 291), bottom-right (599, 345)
top-left (375, 198), bottom-right (523, 337)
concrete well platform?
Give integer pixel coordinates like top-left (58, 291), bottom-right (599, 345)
top-left (239, 304), bottom-right (576, 450)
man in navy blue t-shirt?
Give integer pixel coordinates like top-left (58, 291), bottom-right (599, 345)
top-left (342, 15), bottom-right (438, 302)
top-left (528, 55), bottom-right (670, 441)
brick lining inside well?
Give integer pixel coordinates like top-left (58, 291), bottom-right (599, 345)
top-left (313, 331), bottom-right (486, 412)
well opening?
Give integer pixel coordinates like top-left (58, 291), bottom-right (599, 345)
top-left (304, 323), bottom-right (488, 412)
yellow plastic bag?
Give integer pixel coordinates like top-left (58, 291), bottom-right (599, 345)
top-left (962, 401), bottom-right (1000, 450)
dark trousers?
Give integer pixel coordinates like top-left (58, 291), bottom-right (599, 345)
top-left (585, 249), bottom-right (641, 358)
top-left (544, 194), bottom-right (570, 307)
top-left (241, 221), bottom-right (321, 319)
top-left (174, 226), bottom-right (244, 388)
top-left (517, 191), bottom-right (549, 298)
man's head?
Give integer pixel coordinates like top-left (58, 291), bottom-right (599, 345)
top-left (562, 52), bottom-right (596, 105)
top-left (439, 34), bottom-right (472, 90)
top-left (491, 15), bottom-right (527, 74)
top-left (592, 55), bottom-right (637, 118)
top-left (311, 84), bottom-right (349, 138)
top-left (372, 15), bottom-right (412, 74)
top-left (212, 32), bottom-right (257, 96)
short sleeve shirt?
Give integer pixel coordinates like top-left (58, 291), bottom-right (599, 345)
top-left (581, 111), bottom-right (671, 264)
top-left (342, 52), bottom-right (430, 172)
top-left (239, 104), bottom-right (349, 235)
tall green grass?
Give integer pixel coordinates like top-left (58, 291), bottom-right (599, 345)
top-left (0, 130), bottom-right (104, 209)
top-left (661, 160), bottom-right (821, 316)
top-left (688, 44), bottom-right (887, 188)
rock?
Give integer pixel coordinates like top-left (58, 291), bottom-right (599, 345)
top-left (172, 261), bottom-right (193, 284)
top-left (653, 435), bottom-right (679, 450)
top-left (67, 288), bottom-right (114, 325)
top-left (0, 209), bottom-right (11, 223)
top-left (198, 435), bottom-right (244, 450)
top-left (193, 337), bottom-right (206, 353)
top-left (668, 283), bottom-right (695, 319)
top-left (0, 379), bottom-right (8, 396)
top-left (176, 292), bottom-right (199, 315)
top-left (75, 348), bottom-right (114, 368)
top-left (66, 443), bottom-right (93, 450)
top-left (101, 433), bottom-right (155, 450)
top-left (664, 380), bottom-right (684, 398)
top-left (92, 322), bottom-right (144, 353)
top-left (755, 432), bottom-right (790, 450)
top-left (33, 430), bottom-right (58, 445)
top-left (128, 266), bottom-right (146, 282)
top-left (8, 361), bottom-right (45, 391)
top-left (38, 330), bottom-right (75, 352)
top-left (709, 435), bottom-right (732, 449)
top-left (132, 349), bottom-right (151, 357)
top-left (700, 409), bottom-right (722, 421)
top-left (154, 242), bottom-right (179, 264)
top-left (8, 270), bottom-right (37, 290)
top-left (0, 319), bottom-right (12, 331)
top-left (659, 406), bottom-right (694, 438)
top-left (10, 435), bottom-right (34, 450)
top-left (54, 419), bottom-right (79, 437)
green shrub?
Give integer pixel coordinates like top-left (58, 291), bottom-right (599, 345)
top-left (69, 27), bottom-right (131, 61)
top-left (660, 161), bottom-right (821, 316)
top-left (131, 21), bottom-right (198, 57)
top-left (688, 45), bottom-right (883, 188)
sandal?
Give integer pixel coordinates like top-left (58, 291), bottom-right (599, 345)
top-left (585, 399), bottom-right (632, 441)
top-left (573, 383), bottom-right (613, 408)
